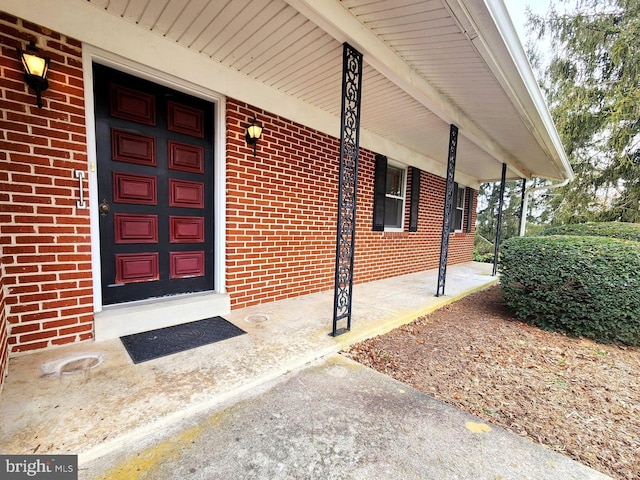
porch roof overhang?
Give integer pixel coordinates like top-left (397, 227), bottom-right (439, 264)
top-left (3, 0), bottom-right (573, 189)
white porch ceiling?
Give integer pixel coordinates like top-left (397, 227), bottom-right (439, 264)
top-left (7, 0), bottom-right (572, 185)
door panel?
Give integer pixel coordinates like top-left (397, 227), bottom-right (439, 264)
top-left (113, 172), bottom-right (157, 205)
top-left (168, 141), bottom-right (204, 173)
top-left (110, 84), bottom-right (156, 125)
top-left (111, 129), bottom-right (156, 165)
top-left (169, 179), bottom-right (204, 208)
top-left (114, 214), bottom-right (158, 244)
top-left (170, 251), bottom-right (205, 279)
top-left (167, 101), bottom-right (204, 137)
top-left (94, 64), bottom-right (215, 305)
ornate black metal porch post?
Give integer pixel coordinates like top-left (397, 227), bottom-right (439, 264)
top-left (331, 43), bottom-right (363, 336)
top-left (518, 178), bottom-right (527, 236)
top-left (492, 163), bottom-right (507, 276)
top-left (436, 124), bottom-right (458, 297)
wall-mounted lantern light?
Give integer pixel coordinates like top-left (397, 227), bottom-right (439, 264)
top-left (20, 41), bottom-right (50, 108)
top-left (245, 116), bottom-right (263, 157)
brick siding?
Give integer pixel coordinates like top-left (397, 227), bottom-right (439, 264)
top-left (0, 15), bottom-right (477, 391)
top-left (226, 99), bottom-right (476, 310)
top-left (226, 100), bottom-right (340, 308)
top-left (0, 13), bottom-right (93, 366)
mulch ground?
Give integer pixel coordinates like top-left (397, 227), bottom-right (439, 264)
top-left (345, 285), bottom-right (639, 480)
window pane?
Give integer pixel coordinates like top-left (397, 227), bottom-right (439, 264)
top-left (453, 208), bottom-right (463, 231)
top-left (450, 184), bottom-right (464, 231)
top-left (455, 186), bottom-right (465, 208)
top-left (385, 197), bottom-right (403, 229)
top-left (386, 166), bottom-right (403, 196)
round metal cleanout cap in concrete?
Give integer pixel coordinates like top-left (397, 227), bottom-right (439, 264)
top-left (41, 353), bottom-right (103, 376)
top-left (244, 313), bottom-right (269, 324)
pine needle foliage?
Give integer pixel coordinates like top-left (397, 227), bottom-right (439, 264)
top-left (528, 0), bottom-right (640, 223)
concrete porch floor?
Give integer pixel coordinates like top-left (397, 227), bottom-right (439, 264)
top-left (0, 262), bottom-right (613, 479)
top-left (0, 262), bottom-right (496, 464)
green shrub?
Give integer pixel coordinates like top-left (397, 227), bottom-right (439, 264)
top-left (474, 234), bottom-right (494, 255)
top-left (473, 252), bottom-right (493, 263)
top-left (500, 235), bottom-right (640, 346)
top-left (523, 223), bottom-right (546, 236)
top-left (540, 221), bottom-right (640, 242)
top-left (473, 234), bottom-right (494, 263)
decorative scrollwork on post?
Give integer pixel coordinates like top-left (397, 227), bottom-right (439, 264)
top-left (332, 43), bottom-right (363, 336)
top-left (518, 178), bottom-right (527, 237)
top-left (493, 163), bottom-right (507, 276)
top-left (436, 124), bottom-right (458, 297)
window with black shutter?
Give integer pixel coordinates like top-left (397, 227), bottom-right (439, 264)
top-left (451, 183), bottom-right (465, 232)
top-left (384, 164), bottom-right (406, 230)
top-left (465, 187), bottom-right (474, 233)
top-left (372, 155), bottom-right (415, 232)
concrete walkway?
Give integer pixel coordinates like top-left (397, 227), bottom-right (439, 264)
top-left (0, 262), bottom-right (611, 478)
top-left (82, 355), bottom-right (610, 480)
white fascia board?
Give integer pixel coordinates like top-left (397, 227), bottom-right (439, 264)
top-left (450, 0), bottom-right (573, 182)
top-left (2, 0), bottom-right (465, 184)
top-left (285, 0), bottom-right (532, 180)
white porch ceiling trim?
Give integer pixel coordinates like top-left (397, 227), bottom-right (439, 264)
top-left (286, 0), bottom-right (532, 180)
top-left (2, 0), bottom-right (478, 188)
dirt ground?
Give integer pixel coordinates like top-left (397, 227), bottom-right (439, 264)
top-left (345, 285), bottom-right (639, 480)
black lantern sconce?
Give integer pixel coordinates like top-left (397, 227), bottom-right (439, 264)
top-left (245, 116), bottom-right (263, 157)
top-left (20, 41), bottom-right (50, 108)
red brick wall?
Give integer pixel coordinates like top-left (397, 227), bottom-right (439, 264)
top-left (226, 99), bottom-right (476, 309)
top-left (355, 158), bottom-right (475, 283)
top-left (0, 14), bottom-right (93, 359)
top-left (0, 12), bottom-right (476, 390)
top-left (226, 100), bottom-right (340, 307)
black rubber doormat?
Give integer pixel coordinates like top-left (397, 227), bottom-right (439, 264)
top-left (120, 316), bottom-right (246, 364)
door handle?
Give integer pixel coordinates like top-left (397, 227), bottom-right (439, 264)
top-left (74, 170), bottom-right (87, 208)
top-left (99, 199), bottom-right (111, 216)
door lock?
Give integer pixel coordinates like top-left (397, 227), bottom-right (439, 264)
top-left (99, 199), bottom-right (111, 216)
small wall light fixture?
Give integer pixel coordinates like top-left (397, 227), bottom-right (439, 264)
top-left (20, 41), bottom-right (50, 108)
top-left (245, 116), bottom-right (263, 156)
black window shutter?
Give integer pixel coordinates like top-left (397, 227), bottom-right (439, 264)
top-left (465, 187), bottom-right (474, 233)
top-left (372, 154), bottom-right (387, 231)
top-left (409, 167), bottom-right (421, 232)
top-left (450, 183), bottom-right (459, 231)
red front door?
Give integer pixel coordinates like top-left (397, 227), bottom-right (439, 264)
top-left (93, 64), bottom-right (214, 305)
